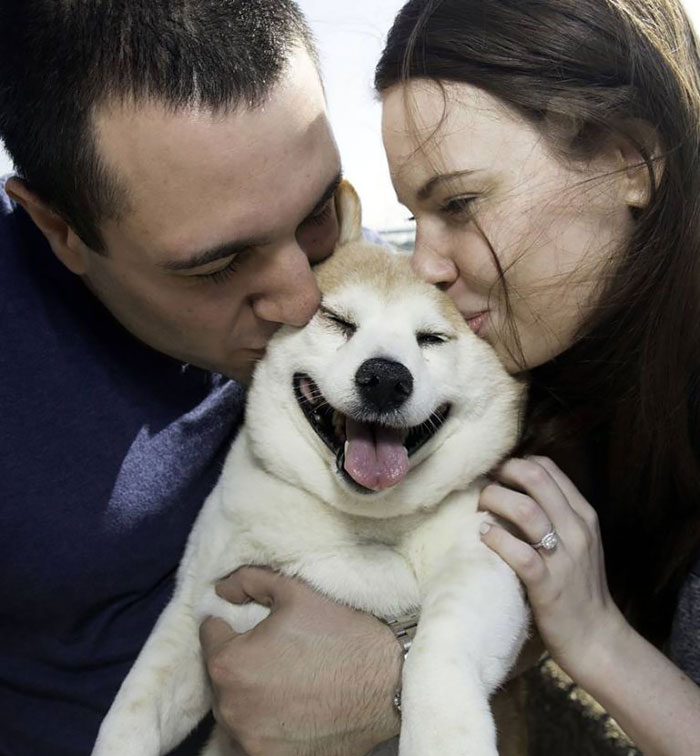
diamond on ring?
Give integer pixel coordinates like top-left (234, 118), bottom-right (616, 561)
top-left (531, 526), bottom-right (559, 552)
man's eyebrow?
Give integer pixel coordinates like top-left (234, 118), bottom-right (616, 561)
top-left (160, 171), bottom-right (343, 273)
top-left (160, 238), bottom-right (266, 272)
top-left (417, 169), bottom-right (480, 201)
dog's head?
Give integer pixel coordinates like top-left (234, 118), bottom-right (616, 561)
top-left (246, 182), bottom-right (525, 518)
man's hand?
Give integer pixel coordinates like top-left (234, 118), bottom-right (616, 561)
top-left (199, 567), bottom-right (402, 756)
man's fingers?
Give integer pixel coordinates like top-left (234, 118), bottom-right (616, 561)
top-left (199, 616), bottom-right (239, 657)
top-left (215, 565), bottom-right (293, 609)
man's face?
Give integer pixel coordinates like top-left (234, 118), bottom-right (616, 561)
top-left (82, 48), bottom-right (341, 382)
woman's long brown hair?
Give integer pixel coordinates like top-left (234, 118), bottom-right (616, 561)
top-left (376, 0), bottom-right (700, 645)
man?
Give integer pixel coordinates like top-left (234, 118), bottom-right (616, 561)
top-left (0, 1), bottom-right (401, 754)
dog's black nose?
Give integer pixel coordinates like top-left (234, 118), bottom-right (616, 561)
top-left (355, 358), bottom-right (413, 411)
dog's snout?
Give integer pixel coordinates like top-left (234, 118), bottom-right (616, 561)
top-left (355, 358), bottom-right (413, 411)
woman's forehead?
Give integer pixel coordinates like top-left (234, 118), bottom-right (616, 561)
top-left (381, 80), bottom-right (548, 190)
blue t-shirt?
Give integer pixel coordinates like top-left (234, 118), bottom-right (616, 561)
top-left (0, 181), bottom-right (245, 755)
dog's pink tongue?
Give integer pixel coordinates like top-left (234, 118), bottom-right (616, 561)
top-left (344, 418), bottom-right (409, 491)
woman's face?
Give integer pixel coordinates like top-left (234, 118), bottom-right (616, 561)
top-left (382, 81), bottom-right (637, 372)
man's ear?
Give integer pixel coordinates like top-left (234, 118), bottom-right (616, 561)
top-left (614, 120), bottom-right (665, 209)
top-left (5, 177), bottom-right (91, 274)
top-left (334, 179), bottom-right (363, 246)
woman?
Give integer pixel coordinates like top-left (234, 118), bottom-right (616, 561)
top-left (375, 0), bottom-right (700, 752)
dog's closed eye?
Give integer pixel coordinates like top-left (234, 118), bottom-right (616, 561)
top-left (416, 331), bottom-right (450, 347)
top-left (320, 307), bottom-right (357, 338)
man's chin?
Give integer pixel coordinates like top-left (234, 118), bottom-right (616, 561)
top-left (212, 350), bottom-right (266, 384)
top-left (145, 343), bottom-right (264, 384)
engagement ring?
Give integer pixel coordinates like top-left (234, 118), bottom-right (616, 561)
top-left (531, 526), bottom-right (559, 552)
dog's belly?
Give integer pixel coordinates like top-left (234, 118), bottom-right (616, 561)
top-left (286, 541), bottom-right (422, 618)
top-left (192, 538), bottom-right (421, 646)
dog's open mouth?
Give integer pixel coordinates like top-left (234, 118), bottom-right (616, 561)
top-left (293, 373), bottom-right (450, 494)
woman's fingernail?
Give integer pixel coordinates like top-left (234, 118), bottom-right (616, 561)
top-left (479, 522), bottom-right (491, 536)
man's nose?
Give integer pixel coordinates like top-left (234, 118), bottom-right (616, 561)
top-left (250, 243), bottom-right (321, 327)
top-left (411, 237), bottom-right (459, 289)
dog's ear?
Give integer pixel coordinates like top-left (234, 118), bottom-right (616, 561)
top-left (334, 180), bottom-right (363, 246)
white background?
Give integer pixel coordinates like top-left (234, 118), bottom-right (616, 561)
top-left (1, 0), bottom-right (699, 231)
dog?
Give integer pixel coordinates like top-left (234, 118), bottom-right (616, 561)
top-left (92, 182), bottom-right (529, 756)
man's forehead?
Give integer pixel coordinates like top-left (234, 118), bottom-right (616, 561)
top-left (96, 133), bottom-right (339, 266)
top-left (92, 50), bottom-right (337, 255)
top-left (92, 46), bottom-right (328, 205)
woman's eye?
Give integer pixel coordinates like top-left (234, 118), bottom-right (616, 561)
top-left (417, 332), bottom-right (447, 346)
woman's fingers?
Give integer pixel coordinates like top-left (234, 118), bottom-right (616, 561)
top-left (480, 483), bottom-right (553, 546)
top-left (489, 456), bottom-right (597, 548)
top-left (479, 521), bottom-right (548, 588)
top-left (492, 457), bottom-right (570, 524)
top-left (527, 455), bottom-right (600, 528)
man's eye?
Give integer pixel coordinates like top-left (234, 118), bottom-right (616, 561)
top-left (303, 199), bottom-right (334, 226)
top-left (440, 195), bottom-right (477, 220)
top-left (194, 256), bottom-right (242, 284)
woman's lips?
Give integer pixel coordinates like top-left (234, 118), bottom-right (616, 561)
top-left (464, 311), bottom-right (488, 334)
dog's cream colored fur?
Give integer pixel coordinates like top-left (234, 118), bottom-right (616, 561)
top-left (92, 183), bottom-right (529, 756)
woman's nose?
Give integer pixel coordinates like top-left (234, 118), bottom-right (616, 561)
top-left (411, 237), bottom-right (459, 288)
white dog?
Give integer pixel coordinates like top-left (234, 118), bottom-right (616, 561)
top-left (92, 182), bottom-right (529, 756)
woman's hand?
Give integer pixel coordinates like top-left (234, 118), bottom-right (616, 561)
top-left (479, 456), bottom-right (700, 756)
top-left (199, 567), bottom-right (402, 756)
top-left (478, 455), bottom-right (628, 679)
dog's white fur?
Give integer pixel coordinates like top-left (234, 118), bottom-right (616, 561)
top-left (92, 183), bottom-right (529, 756)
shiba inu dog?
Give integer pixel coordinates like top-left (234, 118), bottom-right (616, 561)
top-left (92, 182), bottom-right (529, 756)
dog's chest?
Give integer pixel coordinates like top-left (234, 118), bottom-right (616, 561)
top-left (210, 445), bottom-right (483, 617)
top-left (270, 493), bottom-right (482, 618)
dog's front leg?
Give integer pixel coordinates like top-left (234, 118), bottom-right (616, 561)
top-left (90, 587), bottom-right (208, 756)
top-left (91, 478), bottom-right (269, 756)
top-left (398, 544), bottom-right (529, 756)
top-left (91, 583), bottom-right (270, 756)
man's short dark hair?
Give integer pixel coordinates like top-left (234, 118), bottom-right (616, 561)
top-left (0, 0), bottom-right (318, 252)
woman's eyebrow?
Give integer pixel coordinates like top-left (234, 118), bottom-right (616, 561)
top-left (417, 169), bottom-right (481, 201)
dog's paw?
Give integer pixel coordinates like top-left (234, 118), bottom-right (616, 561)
top-left (398, 681), bottom-right (498, 756)
top-left (398, 722), bottom-right (498, 756)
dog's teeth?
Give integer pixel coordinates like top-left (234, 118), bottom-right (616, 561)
top-left (344, 440), bottom-right (349, 456)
